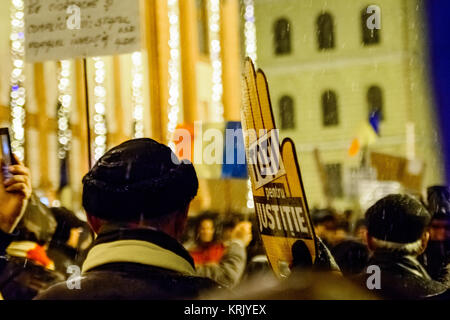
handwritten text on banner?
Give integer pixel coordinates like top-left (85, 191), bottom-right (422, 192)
top-left (25, 0), bottom-right (141, 62)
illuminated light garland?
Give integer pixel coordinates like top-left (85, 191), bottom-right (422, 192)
top-left (92, 57), bottom-right (108, 161)
top-left (167, 0), bottom-right (182, 151)
top-left (208, 0), bottom-right (224, 122)
top-left (243, 0), bottom-right (257, 66)
top-left (246, 178), bottom-right (254, 209)
top-left (57, 60), bottom-right (72, 160)
top-left (243, 0), bottom-right (257, 209)
top-left (131, 52), bottom-right (145, 138)
top-left (9, 0), bottom-right (26, 161)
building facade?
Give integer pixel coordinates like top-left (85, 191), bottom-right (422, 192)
top-left (254, 0), bottom-right (445, 210)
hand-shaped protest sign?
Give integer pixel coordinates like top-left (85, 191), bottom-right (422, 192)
top-left (241, 58), bottom-right (317, 278)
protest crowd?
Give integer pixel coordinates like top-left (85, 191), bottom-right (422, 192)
top-left (1, 0), bottom-right (450, 303)
top-left (0, 138), bottom-right (449, 300)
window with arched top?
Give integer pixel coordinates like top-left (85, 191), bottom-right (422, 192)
top-left (367, 85), bottom-right (384, 120)
top-left (317, 12), bottom-right (335, 50)
top-left (322, 90), bottom-right (339, 126)
top-left (274, 18), bottom-right (291, 55)
top-left (279, 95), bottom-right (295, 129)
top-left (361, 7), bottom-right (380, 45)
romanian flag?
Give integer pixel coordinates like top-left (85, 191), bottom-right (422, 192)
top-left (348, 111), bottom-right (381, 156)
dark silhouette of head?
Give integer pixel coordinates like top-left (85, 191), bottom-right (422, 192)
top-left (365, 194), bottom-right (431, 256)
top-left (82, 138), bottom-right (198, 239)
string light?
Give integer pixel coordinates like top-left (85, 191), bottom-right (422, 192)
top-left (9, 0), bottom-right (26, 161)
top-left (243, 0), bottom-right (257, 209)
top-left (167, 0), bottom-right (182, 151)
top-left (208, 0), bottom-right (224, 122)
top-left (131, 52), bottom-right (145, 138)
top-left (57, 60), bottom-right (72, 160)
top-left (246, 178), bottom-right (254, 209)
top-left (243, 0), bottom-right (257, 66)
top-left (92, 57), bottom-right (108, 161)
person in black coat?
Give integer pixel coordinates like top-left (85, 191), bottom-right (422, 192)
top-left (36, 138), bottom-right (222, 300)
top-left (419, 186), bottom-right (450, 282)
top-left (47, 206), bottom-right (94, 275)
top-left (360, 194), bottom-right (449, 300)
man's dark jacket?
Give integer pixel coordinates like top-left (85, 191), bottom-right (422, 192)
top-left (360, 251), bottom-right (448, 300)
top-left (36, 226), bottom-right (221, 300)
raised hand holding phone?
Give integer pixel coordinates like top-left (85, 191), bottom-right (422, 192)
top-left (0, 128), bottom-right (31, 233)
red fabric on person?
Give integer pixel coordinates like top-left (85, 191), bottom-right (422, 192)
top-left (189, 242), bottom-right (225, 266)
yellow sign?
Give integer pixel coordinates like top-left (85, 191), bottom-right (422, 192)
top-left (241, 58), bottom-right (316, 278)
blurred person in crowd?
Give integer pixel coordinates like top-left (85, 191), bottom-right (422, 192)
top-left (219, 213), bottom-right (246, 242)
top-left (47, 206), bottom-right (94, 275)
top-left (36, 138), bottom-right (222, 299)
top-left (292, 237), bottom-right (340, 273)
top-left (327, 216), bottom-right (369, 276)
top-left (331, 240), bottom-right (369, 276)
top-left (242, 240), bottom-right (273, 283)
top-left (333, 220), bottom-right (350, 246)
top-left (206, 239), bottom-right (369, 300)
top-left (354, 218), bottom-right (368, 245)
top-left (220, 219), bottom-right (236, 243)
top-left (419, 186), bottom-right (450, 282)
top-left (239, 215), bottom-right (274, 285)
top-left (343, 209), bottom-right (354, 223)
top-left (188, 212), bottom-right (225, 266)
top-left (0, 156), bottom-right (64, 300)
top-left (361, 194), bottom-right (448, 299)
top-left (311, 209), bottom-right (337, 248)
top-left (180, 216), bottom-right (199, 249)
top-left (312, 208), bottom-right (351, 248)
top-left (196, 221), bottom-right (252, 289)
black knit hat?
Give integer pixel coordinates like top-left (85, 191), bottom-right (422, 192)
top-left (82, 138), bottom-right (198, 222)
top-left (365, 194), bottom-right (431, 244)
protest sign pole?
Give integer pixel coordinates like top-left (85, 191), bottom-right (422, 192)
top-left (82, 58), bottom-right (93, 168)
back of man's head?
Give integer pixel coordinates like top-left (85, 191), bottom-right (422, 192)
top-left (365, 194), bottom-right (431, 255)
top-left (82, 138), bottom-right (198, 223)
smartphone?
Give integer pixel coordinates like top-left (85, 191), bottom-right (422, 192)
top-left (0, 128), bottom-right (18, 181)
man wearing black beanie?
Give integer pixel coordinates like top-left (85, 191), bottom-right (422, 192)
top-left (37, 138), bottom-right (221, 299)
top-left (363, 194), bottom-right (448, 299)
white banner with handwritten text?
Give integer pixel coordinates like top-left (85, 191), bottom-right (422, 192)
top-left (25, 0), bottom-right (141, 62)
